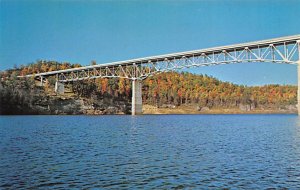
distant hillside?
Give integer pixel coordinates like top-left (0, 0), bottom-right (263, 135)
top-left (0, 60), bottom-right (297, 114)
top-left (143, 72), bottom-right (297, 109)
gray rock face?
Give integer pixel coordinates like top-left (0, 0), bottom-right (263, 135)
top-left (199, 106), bottom-right (210, 112)
top-left (161, 104), bottom-right (176, 109)
top-left (284, 105), bottom-right (297, 112)
top-left (239, 104), bottom-right (251, 111)
top-left (29, 96), bottom-right (131, 115)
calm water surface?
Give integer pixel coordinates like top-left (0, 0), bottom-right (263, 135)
top-left (1, 115), bottom-right (300, 189)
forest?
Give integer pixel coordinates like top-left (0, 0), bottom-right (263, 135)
top-left (0, 60), bottom-right (297, 114)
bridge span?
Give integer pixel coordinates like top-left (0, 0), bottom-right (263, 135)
top-left (19, 35), bottom-right (300, 115)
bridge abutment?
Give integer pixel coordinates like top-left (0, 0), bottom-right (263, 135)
top-left (55, 81), bottom-right (65, 95)
top-left (132, 79), bottom-right (142, 115)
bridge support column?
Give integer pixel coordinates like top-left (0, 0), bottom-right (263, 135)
top-left (297, 62), bottom-right (300, 115)
top-left (132, 79), bottom-right (142, 115)
top-left (298, 40), bottom-right (300, 115)
top-left (298, 64), bottom-right (300, 115)
top-left (55, 81), bottom-right (64, 95)
top-left (40, 76), bottom-right (43, 86)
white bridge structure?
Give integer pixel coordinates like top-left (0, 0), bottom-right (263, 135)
top-left (20, 35), bottom-right (300, 115)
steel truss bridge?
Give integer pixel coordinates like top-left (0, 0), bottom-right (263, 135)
top-left (20, 35), bottom-right (300, 115)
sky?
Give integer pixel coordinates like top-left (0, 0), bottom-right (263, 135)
top-left (0, 0), bottom-right (299, 86)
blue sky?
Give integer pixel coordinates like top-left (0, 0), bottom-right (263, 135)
top-left (0, 0), bottom-right (299, 86)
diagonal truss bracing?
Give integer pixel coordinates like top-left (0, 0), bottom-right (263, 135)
top-left (20, 35), bottom-right (300, 82)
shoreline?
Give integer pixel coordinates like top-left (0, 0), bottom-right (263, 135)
top-left (0, 113), bottom-right (297, 116)
top-left (0, 104), bottom-right (297, 115)
top-left (142, 104), bottom-right (297, 115)
top-left (0, 111), bottom-right (297, 116)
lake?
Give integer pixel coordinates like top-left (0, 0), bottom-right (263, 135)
top-left (1, 115), bottom-right (300, 189)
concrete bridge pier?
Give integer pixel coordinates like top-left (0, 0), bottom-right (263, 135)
top-left (55, 81), bottom-right (65, 95)
top-left (40, 76), bottom-right (43, 86)
top-left (132, 79), bottom-right (143, 115)
top-left (298, 40), bottom-right (300, 115)
top-left (298, 64), bottom-right (300, 115)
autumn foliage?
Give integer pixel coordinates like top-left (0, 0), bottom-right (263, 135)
top-left (0, 60), bottom-right (297, 111)
top-left (143, 72), bottom-right (297, 109)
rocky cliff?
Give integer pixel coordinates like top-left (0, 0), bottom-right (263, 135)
top-left (0, 83), bottom-right (131, 115)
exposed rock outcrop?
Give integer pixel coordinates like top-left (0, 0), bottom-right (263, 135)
top-left (0, 92), bottom-right (131, 115)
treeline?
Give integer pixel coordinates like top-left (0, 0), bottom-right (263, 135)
top-left (0, 60), bottom-right (297, 111)
top-left (8, 60), bottom-right (82, 77)
top-left (143, 72), bottom-right (296, 108)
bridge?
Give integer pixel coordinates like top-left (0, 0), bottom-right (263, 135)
top-left (19, 35), bottom-right (300, 115)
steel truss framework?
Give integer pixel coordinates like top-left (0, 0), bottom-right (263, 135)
top-left (21, 35), bottom-right (300, 82)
